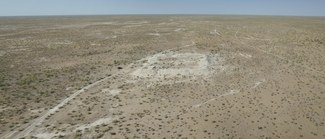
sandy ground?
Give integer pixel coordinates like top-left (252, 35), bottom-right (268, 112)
top-left (0, 15), bottom-right (324, 139)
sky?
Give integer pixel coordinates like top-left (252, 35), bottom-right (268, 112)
top-left (0, 0), bottom-right (324, 16)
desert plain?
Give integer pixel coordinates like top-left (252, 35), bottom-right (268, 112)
top-left (0, 15), bottom-right (324, 139)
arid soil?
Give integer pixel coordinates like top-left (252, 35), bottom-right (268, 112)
top-left (0, 15), bottom-right (324, 139)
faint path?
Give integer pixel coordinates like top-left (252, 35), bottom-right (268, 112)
top-left (252, 79), bottom-right (266, 88)
top-left (169, 89), bottom-right (240, 137)
top-left (10, 78), bottom-right (107, 138)
top-left (171, 77), bottom-right (268, 125)
top-left (251, 45), bottom-right (325, 76)
top-left (236, 34), bottom-right (325, 76)
top-left (192, 90), bottom-right (240, 108)
top-left (4, 41), bottom-right (195, 139)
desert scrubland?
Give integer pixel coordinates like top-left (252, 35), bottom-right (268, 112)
top-left (0, 15), bottom-right (324, 138)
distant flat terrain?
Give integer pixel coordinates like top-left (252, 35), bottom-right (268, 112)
top-left (0, 15), bottom-right (324, 139)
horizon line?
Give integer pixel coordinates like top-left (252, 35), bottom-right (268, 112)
top-left (1, 13), bottom-right (325, 18)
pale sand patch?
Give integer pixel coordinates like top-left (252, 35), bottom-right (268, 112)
top-left (105, 35), bottom-right (117, 39)
top-left (0, 107), bottom-right (11, 112)
top-left (74, 117), bottom-right (113, 132)
top-left (34, 132), bottom-right (64, 139)
top-left (102, 89), bottom-right (121, 96)
top-left (174, 28), bottom-right (185, 32)
top-left (210, 29), bottom-right (221, 36)
top-left (29, 108), bottom-right (45, 114)
top-left (123, 25), bottom-right (143, 28)
top-left (65, 87), bottom-right (73, 91)
top-left (131, 52), bottom-right (223, 80)
top-left (147, 33), bottom-right (160, 36)
top-left (239, 52), bottom-right (253, 58)
top-left (90, 43), bottom-right (101, 46)
top-left (123, 21), bottom-right (148, 25)
top-left (52, 40), bottom-right (73, 45)
top-left (252, 79), bottom-right (266, 88)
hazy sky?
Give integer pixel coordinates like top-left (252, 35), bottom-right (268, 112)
top-left (0, 0), bottom-right (324, 16)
